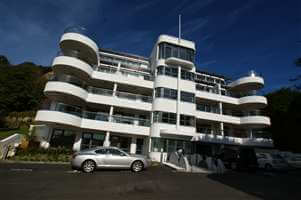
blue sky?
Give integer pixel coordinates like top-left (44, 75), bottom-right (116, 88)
top-left (0, 0), bottom-right (300, 93)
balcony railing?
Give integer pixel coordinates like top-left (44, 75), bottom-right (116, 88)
top-left (49, 103), bottom-right (150, 127)
top-left (64, 26), bottom-right (98, 45)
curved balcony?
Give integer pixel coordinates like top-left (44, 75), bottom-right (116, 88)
top-left (35, 110), bottom-right (82, 127)
top-left (165, 57), bottom-right (194, 69)
top-left (60, 26), bottom-right (99, 65)
top-left (240, 116), bottom-right (271, 128)
top-left (52, 54), bottom-right (93, 80)
top-left (238, 95), bottom-right (268, 109)
top-left (44, 81), bottom-right (88, 103)
top-left (35, 102), bottom-right (150, 135)
top-left (228, 71), bottom-right (264, 91)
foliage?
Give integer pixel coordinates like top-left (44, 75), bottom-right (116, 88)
top-left (0, 127), bottom-right (29, 140)
top-left (264, 88), bottom-right (301, 152)
top-left (11, 147), bottom-right (72, 162)
top-left (0, 57), bottom-right (51, 114)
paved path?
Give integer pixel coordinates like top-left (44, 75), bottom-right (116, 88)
top-left (0, 162), bottom-right (300, 200)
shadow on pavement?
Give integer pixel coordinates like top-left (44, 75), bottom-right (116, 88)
top-left (206, 169), bottom-right (301, 200)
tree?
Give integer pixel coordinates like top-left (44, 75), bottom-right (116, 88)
top-left (0, 60), bottom-right (51, 114)
top-left (264, 88), bottom-right (301, 152)
top-left (0, 55), bottom-right (10, 66)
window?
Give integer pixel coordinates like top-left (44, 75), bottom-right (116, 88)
top-left (153, 111), bottom-right (177, 124)
top-left (181, 70), bottom-right (195, 81)
top-left (156, 66), bottom-right (178, 77)
top-left (95, 149), bottom-right (107, 154)
top-left (81, 132), bottom-right (105, 150)
top-left (155, 87), bottom-right (178, 100)
top-left (180, 115), bottom-right (195, 126)
top-left (50, 129), bottom-right (75, 148)
top-left (107, 148), bottom-right (124, 156)
top-left (157, 42), bottom-right (195, 62)
top-left (180, 91), bottom-right (195, 103)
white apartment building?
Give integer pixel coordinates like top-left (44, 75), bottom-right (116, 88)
top-left (34, 26), bottom-right (272, 161)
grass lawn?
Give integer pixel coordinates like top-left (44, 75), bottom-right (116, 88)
top-left (0, 127), bottom-right (28, 140)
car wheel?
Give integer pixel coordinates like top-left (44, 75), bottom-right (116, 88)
top-left (231, 162), bottom-right (237, 170)
top-left (82, 160), bottom-right (96, 173)
top-left (131, 160), bottom-right (144, 172)
top-left (265, 164), bottom-right (272, 171)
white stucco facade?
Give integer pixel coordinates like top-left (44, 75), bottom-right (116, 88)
top-left (34, 27), bottom-right (272, 162)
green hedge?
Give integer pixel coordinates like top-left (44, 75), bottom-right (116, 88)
top-left (11, 147), bottom-right (73, 162)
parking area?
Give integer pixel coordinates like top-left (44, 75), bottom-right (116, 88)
top-left (0, 162), bottom-right (300, 200)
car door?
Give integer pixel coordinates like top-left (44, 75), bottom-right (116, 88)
top-left (94, 149), bottom-right (108, 168)
top-left (104, 148), bottom-right (132, 168)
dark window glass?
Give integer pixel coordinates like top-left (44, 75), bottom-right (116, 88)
top-left (155, 87), bottom-right (177, 100)
top-left (95, 149), bottom-right (107, 154)
top-left (165, 47), bottom-right (171, 58)
top-left (180, 115), bottom-right (195, 126)
top-left (108, 149), bottom-right (123, 156)
top-left (180, 91), bottom-right (195, 103)
top-left (153, 111), bottom-right (176, 124)
top-left (50, 129), bottom-right (75, 148)
top-left (181, 70), bottom-right (195, 81)
top-left (157, 66), bottom-right (164, 75)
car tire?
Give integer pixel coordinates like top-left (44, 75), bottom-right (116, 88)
top-left (265, 164), bottom-right (272, 171)
top-left (82, 160), bottom-right (96, 173)
top-left (131, 160), bottom-right (144, 172)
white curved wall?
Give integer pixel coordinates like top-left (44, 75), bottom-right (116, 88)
top-left (60, 33), bottom-right (98, 55)
top-left (196, 111), bottom-right (241, 125)
top-left (52, 56), bottom-right (93, 77)
top-left (87, 94), bottom-right (152, 111)
top-left (228, 76), bottom-right (264, 91)
top-left (35, 110), bottom-right (82, 127)
top-left (44, 81), bottom-right (88, 101)
top-left (151, 123), bottom-right (177, 137)
top-left (92, 71), bottom-right (153, 89)
top-left (238, 96), bottom-right (267, 108)
top-left (152, 98), bottom-right (177, 112)
top-left (154, 75), bottom-right (177, 90)
top-left (81, 119), bottom-right (150, 136)
top-left (240, 116), bottom-right (271, 127)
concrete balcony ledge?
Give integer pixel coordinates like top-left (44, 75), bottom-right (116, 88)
top-left (165, 57), bottom-right (194, 69)
top-left (191, 133), bottom-right (273, 147)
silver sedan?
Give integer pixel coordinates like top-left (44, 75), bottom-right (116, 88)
top-left (71, 146), bottom-right (150, 173)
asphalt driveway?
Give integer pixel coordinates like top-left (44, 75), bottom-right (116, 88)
top-left (0, 162), bottom-right (300, 200)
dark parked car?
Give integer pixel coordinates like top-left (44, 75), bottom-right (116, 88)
top-left (220, 147), bottom-right (258, 171)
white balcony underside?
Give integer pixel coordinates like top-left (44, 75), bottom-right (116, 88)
top-left (35, 110), bottom-right (150, 136)
top-left (191, 133), bottom-right (273, 147)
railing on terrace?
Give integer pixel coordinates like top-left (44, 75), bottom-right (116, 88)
top-left (94, 65), bottom-right (153, 81)
top-left (88, 86), bottom-right (152, 103)
top-left (48, 103), bottom-right (150, 127)
top-left (64, 26), bottom-right (98, 45)
top-left (57, 50), bottom-right (95, 66)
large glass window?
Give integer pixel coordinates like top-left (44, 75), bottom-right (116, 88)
top-left (157, 66), bottom-right (178, 78)
top-left (180, 115), bottom-right (195, 126)
top-left (153, 111), bottom-right (177, 124)
top-left (181, 70), bottom-right (195, 81)
top-left (50, 129), bottom-right (76, 148)
top-left (151, 137), bottom-right (192, 154)
top-left (155, 87), bottom-right (178, 100)
top-left (158, 42), bottom-right (195, 62)
top-left (196, 103), bottom-right (220, 114)
top-left (180, 91), bottom-right (195, 103)
top-left (81, 132), bottom-right (105, 150)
